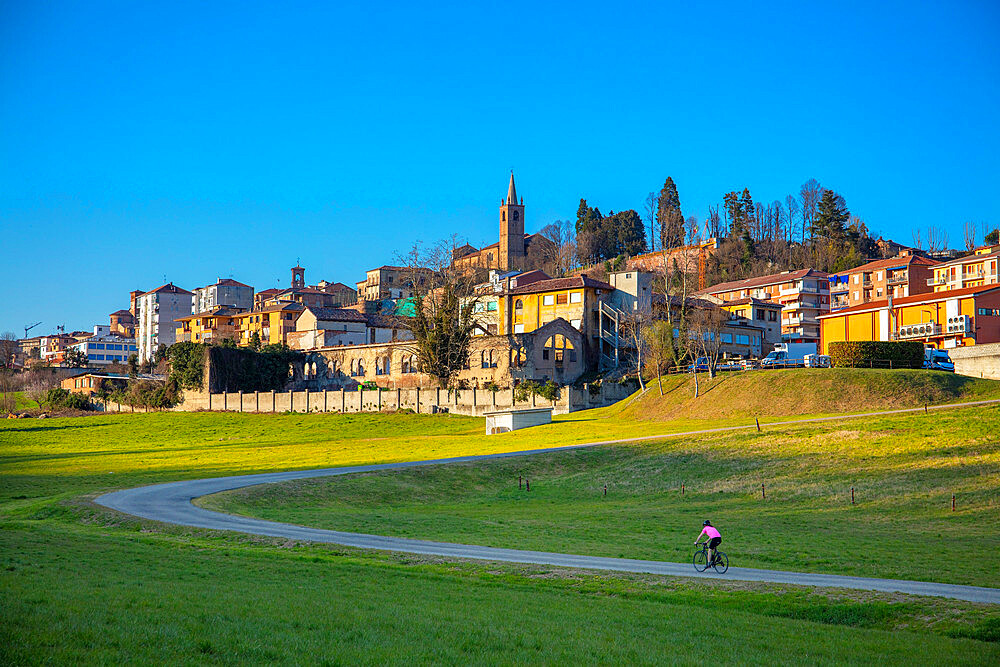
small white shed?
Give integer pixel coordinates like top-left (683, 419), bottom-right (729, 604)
top-left (484, 407), bottom-right (553, 434)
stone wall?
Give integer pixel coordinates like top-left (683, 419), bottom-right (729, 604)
top-left (949, 343), bottom-right (1000, 380)
top-left (162, 379), bottom-right (637, 417)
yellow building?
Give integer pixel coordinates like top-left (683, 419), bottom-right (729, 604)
top-left (817, 285), bottom-right (1000, 354)
top-left (233, 302), bottom-right (304, 346)
top-left (175, 306), bottom-right (246, 344)
top-left (930, 246), bottom-right (1000, 292)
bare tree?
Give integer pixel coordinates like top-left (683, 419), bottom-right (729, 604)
top-left (537, 219), bottom-right (577, 277)
top-left (644, 192), bottom-right (659, 253)
top-left (622, 312), bottom-right (648, 392)
top-left (642, 319), bottom-right (674, 396)
top-left (784, 195), bottom-right (799, 243)
top-left (926, 226), bottom-right (948, 254)
top-left (911, 228), bottom-right (923, 250)
top-left (964, 221), bottom-right (983, 252)
top-left (398, 237), bottom-right (482, 388)
top-left (799, 179), bottom-right (822, 244)
top-left (706, 205), bottom-right (722, 239)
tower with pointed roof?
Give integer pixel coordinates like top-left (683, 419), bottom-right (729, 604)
top-left (499, 171), bottom-right (526, 271)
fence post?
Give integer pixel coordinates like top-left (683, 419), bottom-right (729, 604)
top-left (359, 386), bottom-right (363, 412)
top-left (255, 390), bottom-right (259, 412)
top-left (271, 390), bottom-right (276, 412)
top-left (415, 386), bottom-right (419, 414)
top-left (397, 387), bottom-right (401, 411)
top-left (238, 390), bottom-right (243, 413)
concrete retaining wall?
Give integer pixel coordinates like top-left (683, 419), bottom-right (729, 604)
top-left (949, 343), bottom-right (1000, 380)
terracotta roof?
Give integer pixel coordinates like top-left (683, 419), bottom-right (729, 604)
top-left (305, 307), bottom-right (368, 323)
top-left (142, 283), bottom-right (193, 296)
top-left (830, 254), bottom-right (939, 278)
top-left (256, 288), bottom-right (282, 297)
top-left (365, 313), bottom-right (412, 328)
top-left (817, 284), bottom-right (1000, 318)
top-left (932, 248), bottom-right (1000, 268)
top-left (248, 302), bottom-right (306, 314)
top-left (723, 297), bottom-right (782, 308)
top-left (509, 269), bottom-right (550, 288)
top-left (509, 275), bottom-right (614, 295)
top-left (323, 282), bottom-right (355, 292)
top-left (699, 268), bottom-right (830, 296)
top-left (370, 265), bottom-right (434, 273)
top-left (109, 309), bottom-right (133, 316)
top-left (212, 278), bottom-right (252, 288)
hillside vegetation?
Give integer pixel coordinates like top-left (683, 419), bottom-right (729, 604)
top-left (619, 369), bottom-right (1000, 420)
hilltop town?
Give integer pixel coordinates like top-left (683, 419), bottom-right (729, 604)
top-left (5, 173), bottom-right (998, 411)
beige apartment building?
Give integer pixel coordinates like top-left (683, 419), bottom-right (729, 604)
top-left (698, 268), bottom-right (830, 345)
top-left (829, 251), bottom-right (938, 311)
top-left (356, 265), bottom-right (434, 301)
top-left (929, 245), bottom-right (1000, 293)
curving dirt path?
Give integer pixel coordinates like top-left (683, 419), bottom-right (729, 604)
top-left (95, 400), bottom-right (1000, 605)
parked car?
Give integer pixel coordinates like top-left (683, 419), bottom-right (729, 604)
top-left (804, 354), bottom-right (831, 368)
top-left (688, 357), bottom-right (711, 372)
top-left (924, 348), bottom-right (954, 372)
top-left (761, 342), bottom-right (817, 368)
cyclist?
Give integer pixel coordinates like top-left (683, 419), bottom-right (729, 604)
top-left (695, 520), bottom-right (722, 568)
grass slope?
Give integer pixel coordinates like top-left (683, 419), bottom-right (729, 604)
top-left (3, 375), bottom-right (1000, 662)
top-left (624, 368), bottom-right (1000, 420)
top-left (204, 406), bottom-right (1000, 587)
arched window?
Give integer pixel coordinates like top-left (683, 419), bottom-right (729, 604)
top-left (401, 357), bottom-right (409, 374)
top-left (510, 346), bottom-right (527, 368)
top-left (350, 359), bottom-right (357, 376)
top-left (489, 349), bottom-right (496, 368)
top-left (502, 210), bottom-right (506, 221)
top-left (514, 299), bottom-right (523, 313)
top-left (481, 350), bottom-right (488, 369)
top-left (512, 210), bottom-right (519, 222)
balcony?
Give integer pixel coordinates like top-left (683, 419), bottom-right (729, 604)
top-left (887, 274), bottom-right (907, 285)
top-left (927, 276), bottom-right (948, 286)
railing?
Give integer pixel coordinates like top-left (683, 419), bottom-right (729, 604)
top-left (927, 276), bottom-right (948, 286)
top-left (887, 275), bottom-right (906, 285)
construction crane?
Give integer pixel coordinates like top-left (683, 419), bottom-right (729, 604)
top-left (24, 321), bottom-right (42, 339)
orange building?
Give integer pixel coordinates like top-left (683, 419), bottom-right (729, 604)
top-left (929, 245), bottom-right (1000, 292)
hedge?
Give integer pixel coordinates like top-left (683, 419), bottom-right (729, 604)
top-left (828, 341), bottom-right (924, 369)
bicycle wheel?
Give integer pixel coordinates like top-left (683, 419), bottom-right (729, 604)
top-left (693, 549), bottom-right (709, 572)
top-left (712, 552), bottom-right (729, 574)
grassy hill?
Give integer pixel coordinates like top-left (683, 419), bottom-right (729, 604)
top-left (618, 368), bottom-right (1000, 420)
top-left (3, 392), bottom-right (999, 662)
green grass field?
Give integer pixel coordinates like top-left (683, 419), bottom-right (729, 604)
top-left (201, 406), bottom-right (1000, 588)
top-left (2, 369), bottom-right (1000, 663)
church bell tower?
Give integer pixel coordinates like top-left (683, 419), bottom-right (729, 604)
top-left (499, 171), bottom-right (525, 271)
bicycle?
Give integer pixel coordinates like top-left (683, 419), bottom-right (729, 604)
top-left (693, 542), bottom-right (729, 574)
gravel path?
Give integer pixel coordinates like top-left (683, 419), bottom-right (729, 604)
top-left (95, 401), bottom-right (1000, 605)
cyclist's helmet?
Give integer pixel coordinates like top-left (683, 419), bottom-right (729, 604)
top-left (703, 520), bottom-right (712, 527)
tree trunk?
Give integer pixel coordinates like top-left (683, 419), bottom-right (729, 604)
top-left (692, 369), bottom-right (699, 398)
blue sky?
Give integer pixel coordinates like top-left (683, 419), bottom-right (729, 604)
top-left (2, 1), bottom-right (998, 334)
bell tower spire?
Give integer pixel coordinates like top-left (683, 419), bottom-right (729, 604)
top-left (499, 171), bottom-right (525, 271)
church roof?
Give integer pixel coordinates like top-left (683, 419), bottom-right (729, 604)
top-left (506, 172), bottom-right (517, 206)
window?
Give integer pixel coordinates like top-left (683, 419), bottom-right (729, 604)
top-left (556, 293), bottom-right (568, 305)
top-left (555, 349), bottom-right (564, 363)
top-left (736, 335), bottom-right (750, 345)
top-left (543, 295), bottom-right (555, 306)
top-left (721, 333), bottom-right (733, 343)
top-left (569, 349), bottom-right (577, 362)
top-left (755, 310), bottom-right (764, 321)
top-left (486, 301), bottom-right (498, 311)
top-left (94, 343), bottom-right (105, 350)
top-left (513, 324), bottom-right (524, 334)
top-left (481, 351), bottom-right (489, 368)
top-left (853, 275), bottom-right (860, 284)
top-left (542, 349), bottom-right (550, 360)
top-left (513, 210), bottom-right (519, 222)
top-left (768, 310), bottom-right (777, 322)
top-left (514, 299), bottom-right (523, 314)
top-left (88, 354), bottom-right (96, 360)
top-left (487, 324), bottom-right (497, 334)
top-left (570, 292), bottom-right (582, 303)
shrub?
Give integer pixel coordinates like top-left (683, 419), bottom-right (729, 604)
top-left (63, 393), bottom-right (91, 410)
top-left (167, 342), bottom-right (206, 390)
top-left (514, 380), bottom-right (560, 402)
top-left (828, 341), bottom-right (924, 369)
top-left (45, 387), bottom-right (70, 405)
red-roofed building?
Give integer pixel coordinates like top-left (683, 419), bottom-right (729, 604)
top-left (828, 251), bottom-right (939, 311)
top-left (698, 269), bottom-right (831, 345)
top-left (136, 283), bottom-right (193, 361)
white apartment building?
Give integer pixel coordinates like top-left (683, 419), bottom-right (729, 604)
top-left (68, 326), bottom-right (138, 365)
top-left (136, 283), bottom-right (194, 361)
top-left (192, 278), bottom-right (254, 313)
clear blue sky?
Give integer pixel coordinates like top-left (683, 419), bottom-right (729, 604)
top-left (2, 1), bottom-right (998, 335)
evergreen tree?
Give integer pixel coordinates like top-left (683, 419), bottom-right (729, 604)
top-left (813, 189), bottom-right (850, 240)
top-left (608, 209), bottom-right (647, 256)
top-left (657, 177), bottom-right (684, 249)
